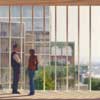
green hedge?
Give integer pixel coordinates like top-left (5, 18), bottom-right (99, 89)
top-left (84, 78), bottom-right (100, 90)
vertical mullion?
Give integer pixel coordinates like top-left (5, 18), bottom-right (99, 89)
top-left (32, 6), bottom-right (34, 91)
top-left (32, 6), bottom-right (34, 49)
top-left (55, 6), bottom-right (57, 91)
top-left (0, 24), bottom-right (1, 85)
top-left (23, 6), bottom-right (25, 90)
top-left (49, 7), bottom-right (51, 66)
top-left (89, 5), bottom-right (92, 91)
top-left (20, 6), bottom-right (23, 90)
top-left (43, 6), bottom-right (46, 91)
top-left (9, 6), bottom-right (11, 90)
top-left (66, 6), bottom-right (69, 91)
top-left (78, 6), bottom-right (80, 91)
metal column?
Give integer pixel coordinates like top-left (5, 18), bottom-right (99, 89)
top-left (8, 6), bottom-right (12, 90)
top-left (55, 6), bottom-right (57, 91)
top-left (66, 6), bottom-right (69, 91)
top-left (20, 6), bottom-right (23, 90)
top-left (43, 6), bottom-right (46, 91)
top-left (89, 6), bottom-right (92, 92)
top-left (78, 6), bottom-right (80, 91)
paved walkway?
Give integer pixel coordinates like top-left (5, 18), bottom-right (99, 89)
top-left (0, 90), bottom-right (100, 99)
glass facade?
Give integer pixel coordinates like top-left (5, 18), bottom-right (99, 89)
top-left (0, 5), bottom-right (100, 91)
top-left (0, 6), bottom-right (51, 90)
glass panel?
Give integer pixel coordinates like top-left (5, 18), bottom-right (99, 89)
top-left (68, 6), bottom-right (77, 90)
top-left (0, 22), bottom-right (9, 36)
top-left (34, 43), bottom-right (50, 54)
top-left (11, 6), bottom-right (20, 17)
top-left (23, 6), bottom-right (32, 17)
top-left (34, 43), bottom-right (43, 54)
top-left (25, 33), bottom-right (33, 42)
top-left (0, 6), bottom-right (9, 90)
top-left (24, 55), bottom-right (29, 89)
top-left (51, 43), bottom-right (65, 90)
top-left (11, 37), bottom-right (24, 55)
top-left (34, 32), bottom-right (49, 42)
top-left (19, 59), bottom-right (25, 89)
top-left (50, 6), bottom-right (55, 42)
top-left (24, 43), bottom-right (32, 54)
top-left (34, 18), bottom-right (43, 31)
top-left (1, 53), bottom-right (9, 68)
top-left (0, 6), bottom-right (9, 17)
top-left (50, 6), bottom-right (56, 90)
top-left (23, 6), bottom-right (32, 90)
top-left (43, 55), bottom-right (54, 90)
top-left (11, 18), bottom-right (20, 23)
top-left (57, 6), bottom-right (66, 42)
top-left (80, 6), bottom-right (89, 90)
top-left (11, 22), bottom-right (21, 37)
top-left (45, 18), bottom-right (49, 32)
top-left (24, 19), bottom-right (32, 35)
top-left (45, 6), bottom-right (49, 17)
top-left (34, 6), bottom-right (43, 17)
top-left (0, 68), bottom-right (9, 89)
top-left (11, 39), bottom-right (21, 50)
top-left (55, 6), bottom-right (67, 90)
top-left (91, 6), bottom-right (100, 90)
top-left (35, 65), bottom-right (43, 90)
top-left (0, 38), bottom-right (9, 53)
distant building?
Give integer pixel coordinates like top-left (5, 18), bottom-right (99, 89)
top-left (0, 22), bottom-right (21, 68)
top-left (25, 31), bottom-right (50, 66)
top-left (51, 42), bottom-right (74, 65)
top-left (86, 65), bottom-right (100, 79)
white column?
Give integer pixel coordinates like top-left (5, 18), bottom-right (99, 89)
top-left (20, 6), bottom-right (23, 90)
top-left (66, 6), bottom-right (69, 91)
top-left (78, 6), bottom-right (80, 91)
top-left (0, 23), bottom-right (1, 86)
top-left (49, 6), bottom-right (51, 66)
top-left (89, 5), bottom-right (92, 92)
top-left (43, 6), bottom-right (46, 91)
top-left (32, 6), bottom-right (34, 49)
top-left (23, 7), bottom-right (25, 90)
top-left (9, 6), bottom-right (11, 90)
top-left (55, 6), bottom-right (57, 91)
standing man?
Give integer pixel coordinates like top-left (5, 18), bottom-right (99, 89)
top-left (28, 49), bottom-right (38, 95)
top-left (11, 44), bottom-right (21, 94)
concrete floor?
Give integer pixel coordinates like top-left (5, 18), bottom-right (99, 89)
top-left (0, 90), bottom-right (100, 99)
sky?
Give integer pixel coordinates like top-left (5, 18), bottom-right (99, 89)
top-left (0, 6), bottom-right (100, 64)
top-left (50, 6), bottom-right (100, 64)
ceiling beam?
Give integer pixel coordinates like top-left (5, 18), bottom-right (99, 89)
top-left (0, 0), bottom-right (100, 6)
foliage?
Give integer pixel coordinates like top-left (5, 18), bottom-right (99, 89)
top-left (84, 78), bottom-right (100, 90)
top-left (35, 65), bottom-right (75, 90)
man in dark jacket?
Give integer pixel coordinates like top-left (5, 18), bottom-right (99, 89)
top-left (11, 44), bottom-right (21, 94)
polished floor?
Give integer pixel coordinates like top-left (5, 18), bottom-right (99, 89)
top-left (0, 90), bottom-right (100, 99)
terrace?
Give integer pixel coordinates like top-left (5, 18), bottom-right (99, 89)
top-left (0, 0), bottom-right (100, 99)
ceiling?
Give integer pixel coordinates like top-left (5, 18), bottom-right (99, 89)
top-left (0, 0), bottom-right (100, 6)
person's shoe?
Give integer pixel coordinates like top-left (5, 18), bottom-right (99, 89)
top-left (28, 92), bottom-right (35, 96)
top-left (12, 91), bottom-right (20, 94)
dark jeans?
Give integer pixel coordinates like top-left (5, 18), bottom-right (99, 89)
top-left (28, 69), bottom-right (35, 93)
top-left (12, 67), bottom-right (20, 93)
